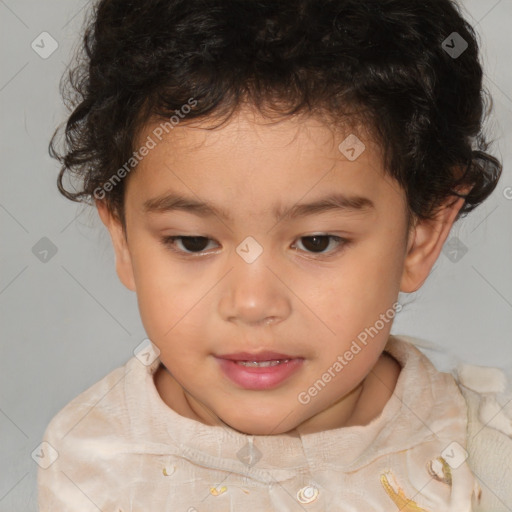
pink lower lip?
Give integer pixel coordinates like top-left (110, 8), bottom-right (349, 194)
top-left (215, 357), bottom-right (304, 390)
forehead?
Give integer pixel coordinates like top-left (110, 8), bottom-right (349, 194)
top-left (136, 107), bottom-right (374, 154)
top-left (125, 108), bottom-right (400, 219)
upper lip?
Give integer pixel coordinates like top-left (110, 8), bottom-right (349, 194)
top-left (216, 351), bottom-right (298, 361)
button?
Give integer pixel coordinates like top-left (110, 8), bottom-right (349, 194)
top-left (297, 485), bottom-right (319, 504)
top-left (162, 465), bottom-right (175, 476)
top-left (427, 456), bottom-right (452, 485)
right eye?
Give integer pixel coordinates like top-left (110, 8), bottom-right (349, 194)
top-left (161, 236), bottom-right (219, 255)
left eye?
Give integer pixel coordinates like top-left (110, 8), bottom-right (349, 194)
top-left (161, 235), bottom-right (348, 256)
top-left (292, 235), bottom-right (346, 255)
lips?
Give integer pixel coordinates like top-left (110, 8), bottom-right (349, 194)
top-left (215, 351), bottom-right (304, 390)
top-left (216, 351), bottom-right (296, 362)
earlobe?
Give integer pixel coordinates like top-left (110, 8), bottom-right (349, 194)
top-left (95, 200), bottom-right (136, 292)
top-left (400, 195), bottom-right (467, 293)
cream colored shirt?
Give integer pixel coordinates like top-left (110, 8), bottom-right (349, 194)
top-left (37, 335), bottom-right (506, 511)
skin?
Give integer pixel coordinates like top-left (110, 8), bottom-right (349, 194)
top-left (96, 106), bottom-right (467, 436)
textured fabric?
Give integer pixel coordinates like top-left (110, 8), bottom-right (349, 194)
top-left (37, 335), bottom-right (485, 511)
top-left (458, 375), bottom-right (512, 511)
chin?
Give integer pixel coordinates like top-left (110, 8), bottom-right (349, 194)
top-left (233, 422), bottom-right (290, 436)
top-left (220, 410), bottom-right (299, 436)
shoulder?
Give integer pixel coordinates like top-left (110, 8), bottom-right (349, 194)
top-left (37, 358), bottom-right (139, 510)
top-left (42, 359), bottom-right (134, 445)
top-left (38, 356), bottom-right (147, 478)
top-left (455, 364), bottom-right (512, 512)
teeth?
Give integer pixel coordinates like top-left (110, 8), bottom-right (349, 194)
top-left (236, 359), bottom-right (290, 367)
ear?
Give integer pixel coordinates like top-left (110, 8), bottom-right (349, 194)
top-left (400, 190), bottom-right (469, 293)
top-left (95, 200), bottom-right (136, 292)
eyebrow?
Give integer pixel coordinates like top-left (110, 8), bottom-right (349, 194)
top-left (142, 191), bottom-right (375, 221)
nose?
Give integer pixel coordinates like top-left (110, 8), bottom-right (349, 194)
top-left (218, 252), bottom-right (292, 327)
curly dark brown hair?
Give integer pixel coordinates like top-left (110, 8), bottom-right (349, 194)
top-left (50, 0), bottom-right (502, 232)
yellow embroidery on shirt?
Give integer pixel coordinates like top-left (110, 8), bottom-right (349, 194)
top-left (426, 456), bottom-right (452, 485)
top-left (380, 471), bottom-right (431, 512)
top-left (209, 485), bottom-right (227, 496)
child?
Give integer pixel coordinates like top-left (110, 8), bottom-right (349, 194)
top-left (38, 0), bottom-right (512, 510)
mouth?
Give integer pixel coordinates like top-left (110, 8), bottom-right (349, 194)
top-left (234, 359), bottom-right (292, 367)
top-left (216, 351), bottom-right (297, 362)
top-left (214, 351), bottom-right (304, 390)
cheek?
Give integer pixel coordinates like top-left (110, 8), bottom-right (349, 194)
top-left (350, 232), bottom-right (405, 297)
top-left (130, 245), bottom-right (203, 342)
top-left (320, 248), bottom-right (397, 309)
top-left (315, 244), bottom-right (403, 353)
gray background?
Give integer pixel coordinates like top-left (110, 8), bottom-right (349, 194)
top-left (1, 0), bottom-right (511, 509)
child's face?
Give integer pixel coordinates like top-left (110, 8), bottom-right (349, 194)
top-left (98, 107), bottom-right (461, 435)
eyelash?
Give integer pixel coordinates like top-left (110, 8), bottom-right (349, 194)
top-left (160, 234), bottom-right (350, 259)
